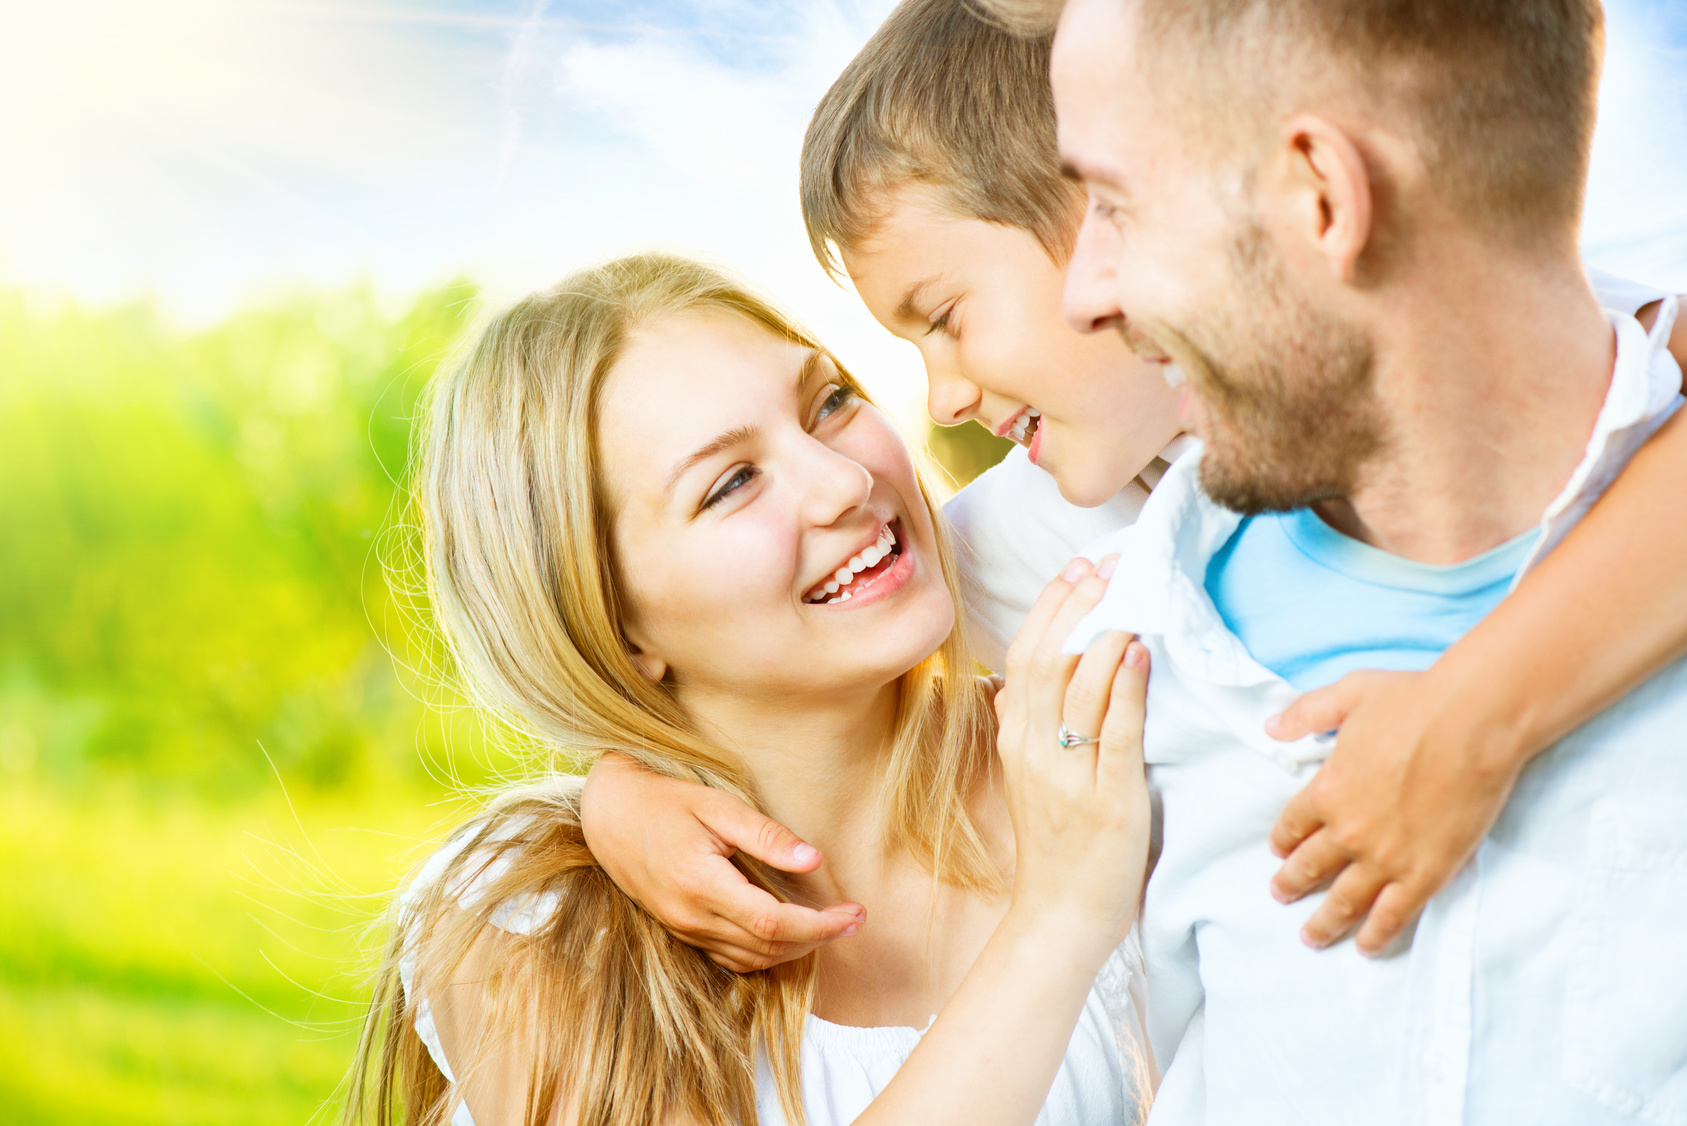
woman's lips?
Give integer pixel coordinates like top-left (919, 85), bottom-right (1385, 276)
top-left (803, 523), bottom-right (913, 610)
top-left (820, 537), bottom-right (914, 609)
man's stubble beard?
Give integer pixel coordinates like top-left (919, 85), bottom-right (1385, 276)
top-left (1146, 221), bottom-right (1388, 515)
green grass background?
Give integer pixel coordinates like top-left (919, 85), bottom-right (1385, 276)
top-left (0, 281), bottom-right (1007, 1124)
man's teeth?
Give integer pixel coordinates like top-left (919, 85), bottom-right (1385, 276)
top-left (1007, 408), bottom-right (1041, 444)
top-left (1162, 364), bottom-right (1187, 388)
top-left (814, 526), bottom-right (897, 603)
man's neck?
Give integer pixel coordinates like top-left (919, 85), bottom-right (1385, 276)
top-left (1318, 245), bottom-right (1616, 564)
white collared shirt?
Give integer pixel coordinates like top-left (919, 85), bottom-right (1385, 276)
top-left (1061, 301), bottom-right (1686, 1125)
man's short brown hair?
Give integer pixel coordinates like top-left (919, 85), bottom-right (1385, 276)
top-left (986, 0), bottom-right (1605, 246)
top-left (799, 0), bottom-right (1082, 276)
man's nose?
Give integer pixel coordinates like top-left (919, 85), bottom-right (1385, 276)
top-left (1063, 208), bottom-right (1126, 335)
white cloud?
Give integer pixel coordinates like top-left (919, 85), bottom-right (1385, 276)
top-left (0, 0), bottom-right (1680, 404)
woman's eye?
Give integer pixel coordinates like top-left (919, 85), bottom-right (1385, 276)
top-left (701, 465), bottom-right (757, 511)
top-left (814, 384), bottom-right (858, 425)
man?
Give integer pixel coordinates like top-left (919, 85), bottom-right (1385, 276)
top-left (982, 0), bottom-right (1687, 1120)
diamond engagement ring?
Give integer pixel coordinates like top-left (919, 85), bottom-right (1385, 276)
top-left (1056, 723), bottom-right (1101, 749)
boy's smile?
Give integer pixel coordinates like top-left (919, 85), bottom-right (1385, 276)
top-left (840, 183), bottom-right (1181, 508)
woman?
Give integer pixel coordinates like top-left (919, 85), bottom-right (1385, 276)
top-left (344, 253), bottom-right (1154, 1126)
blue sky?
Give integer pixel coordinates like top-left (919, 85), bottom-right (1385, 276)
top-left (1, 0), bottom-right (1683, 420)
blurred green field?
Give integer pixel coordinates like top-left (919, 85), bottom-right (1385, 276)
top-left (0, 781), bottom-right (461, 1126)
top-left (0, 281), bottom-right (514, 1126)
top-left (0, 279), bottom-right (1007, 1124)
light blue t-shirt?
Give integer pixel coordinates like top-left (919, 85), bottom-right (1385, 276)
top-left (1204, 507), bottom-right (1540, 692)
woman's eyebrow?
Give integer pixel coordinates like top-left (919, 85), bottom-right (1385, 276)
top-left (795, 348), bottom-right (828, 392)
top-left (662, 351), bottom-right (828, 498)
top-left (664, 425), bottom-right (759, 498)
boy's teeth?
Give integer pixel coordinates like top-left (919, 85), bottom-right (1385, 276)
top-left (1163, 364), bottom-right (1186, 388)
top-left (835, 567), bottom-right (853, 585)
top-left (849, 554), bottom-right (865, 573)
top-left (1027, 408), bottom-right (1040, 418)
top-left (824, 580), bottom-right (839, 594)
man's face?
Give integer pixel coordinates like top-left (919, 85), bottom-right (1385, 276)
top-left (1050, 0), bottom-right (1385, 513)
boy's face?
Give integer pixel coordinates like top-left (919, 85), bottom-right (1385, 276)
top-left (842, 184), bottom-right (1182, 508)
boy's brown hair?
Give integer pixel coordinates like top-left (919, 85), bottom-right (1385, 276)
top-left (799, 0), bottom-right (1081, 277)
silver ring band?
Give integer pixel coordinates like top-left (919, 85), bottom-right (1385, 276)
top-left (1057, 722), bottom-right (1101, 749)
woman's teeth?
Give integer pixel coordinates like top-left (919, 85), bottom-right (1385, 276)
top-left (809, 525), bottom-right (898, 604)
top-left (1007, 408), bottom-right (1041, 446)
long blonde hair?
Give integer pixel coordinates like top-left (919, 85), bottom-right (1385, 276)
top-left (344, 253), bottom-right (999, 1126)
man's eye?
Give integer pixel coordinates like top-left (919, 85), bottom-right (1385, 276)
top-left (814, 384), bottom-right (858, 424)
top-left (701, 465), bottom-right (757, 511)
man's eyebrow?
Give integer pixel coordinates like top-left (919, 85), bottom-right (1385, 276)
top-left (894, 276), bottom-right (943, 324)
top-left (1061, 157), bottom-right (1130, 200)
top-left (665, 425), bottom-right (760, 498)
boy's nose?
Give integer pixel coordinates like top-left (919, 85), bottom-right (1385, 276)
top-left (925, 365), bottom-right (982, 428)
top-left (1063, 210), bottom-right (1127, 336)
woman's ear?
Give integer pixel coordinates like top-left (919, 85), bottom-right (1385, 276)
top-left (625, 638), bottom-right (668, 683)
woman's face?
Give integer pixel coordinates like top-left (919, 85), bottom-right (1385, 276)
top-left (843, 184), bottom-right (1182, 508)
top-left (598, 309), bottom-right (955, 707)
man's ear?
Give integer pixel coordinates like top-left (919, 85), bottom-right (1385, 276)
top-left (1275, 114), bottom-right (1373, 284)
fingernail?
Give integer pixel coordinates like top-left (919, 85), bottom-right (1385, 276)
top-left (1302, 928), bottom-right (1326, 949)
top-left (1271, 884), bottom-right (1290, 903)
top-left (1124, 642), bottom-right (1146, 668)
top-left (841, 923), bottom-right (859, 937)
top-left (1096, 554), bottom-right (1119, 580)
top-left (1061, 558), bottom-right (1091, 583)
top-left (792, 843), bottom-right (819, 866)
top-left (1263, 712), bottom-right (1284, 738)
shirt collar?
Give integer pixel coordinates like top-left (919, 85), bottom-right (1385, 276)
top-left (1066, 298), bottom-right (1682, 763)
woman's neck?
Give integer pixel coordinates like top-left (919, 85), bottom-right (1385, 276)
top-left (679, 679), bottom-right (900, 871)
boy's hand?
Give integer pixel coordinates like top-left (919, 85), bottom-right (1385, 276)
top-left (579, 754), bottom-right (866, 972)
top-left (1263, 670), bottom-right (1525, 955)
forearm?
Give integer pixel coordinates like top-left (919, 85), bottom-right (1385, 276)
top-left (852, 908), bottom-right (1123, 1126)
top-left (1427, 408), bottom-right (1687, 770)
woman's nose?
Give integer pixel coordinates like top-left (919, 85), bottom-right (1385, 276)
top-left (1063, 208), bottom-right (1127, 336)
top-left (797, 439), bottom-right (874, 529)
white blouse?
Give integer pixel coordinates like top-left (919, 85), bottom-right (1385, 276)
top-left (752, 937), bottom-right (1153, 1126)
top-left (399, 826), bottom-right (1155, 1126)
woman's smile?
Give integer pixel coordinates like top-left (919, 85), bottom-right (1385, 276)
top-left (802, 518), bottom-right (913, 607)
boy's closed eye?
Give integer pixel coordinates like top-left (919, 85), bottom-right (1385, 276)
top-left (926, 301), bottom-right (958, 337)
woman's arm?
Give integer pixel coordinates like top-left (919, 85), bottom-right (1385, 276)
top-left (852, 556), bottom-right (1152, 1126)
top-left (429, 926), bottom-right (563, 1126)
top-left (1265, 301), bottom-right (1687, 954)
